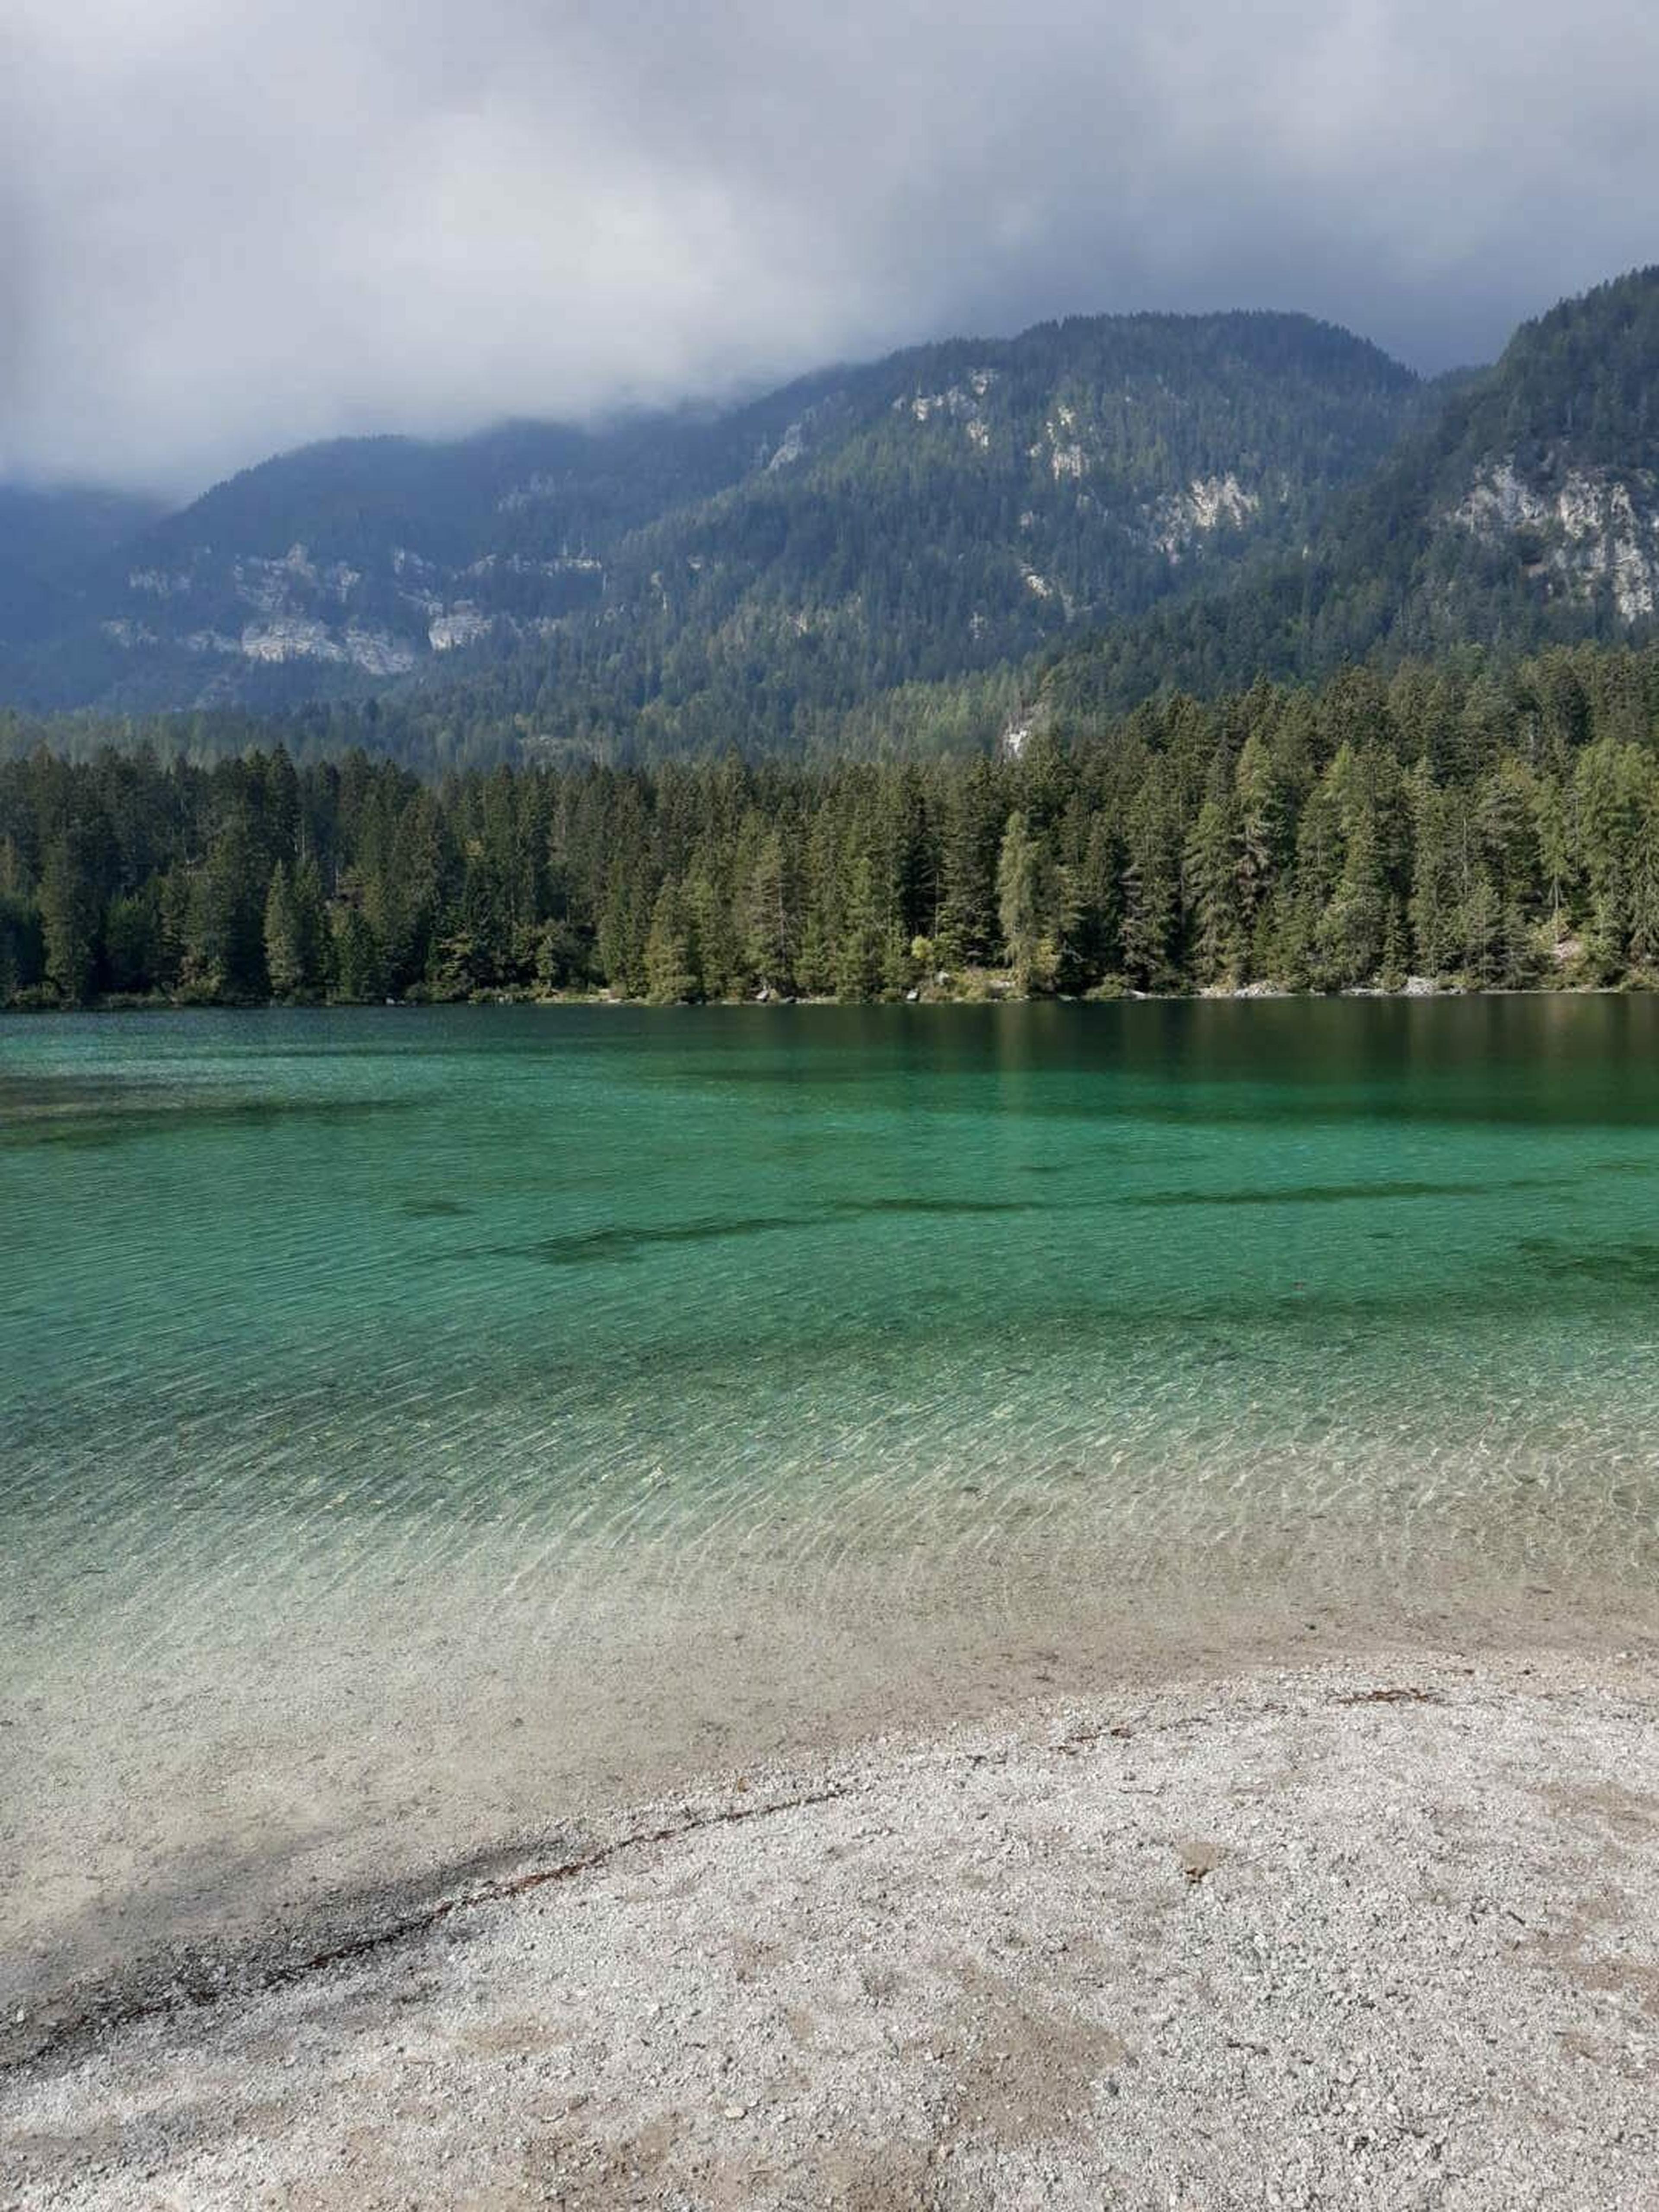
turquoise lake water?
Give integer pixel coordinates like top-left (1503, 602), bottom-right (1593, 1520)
top-left (5, 999), bottom-right (1659, 1649)
top-left (4, 998), bottom-right (1659, 1990)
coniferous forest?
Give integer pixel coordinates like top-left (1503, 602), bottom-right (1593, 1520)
top-left (5, 642), bottom-right (1659, 1010)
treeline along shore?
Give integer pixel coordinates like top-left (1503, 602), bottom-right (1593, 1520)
top-left (5, 643), bottom-right (1659, 1010)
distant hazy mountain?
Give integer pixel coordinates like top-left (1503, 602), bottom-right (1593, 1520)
top-left (0, 486), bottom-right (167, 667)
top-left (0, 310), bottom-right (1416, 736)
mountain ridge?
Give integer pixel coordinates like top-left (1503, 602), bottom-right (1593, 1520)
top-left (0, 307), bottom-right (1418, 737)
top-left (6, 269), bottom-right (1659, 764)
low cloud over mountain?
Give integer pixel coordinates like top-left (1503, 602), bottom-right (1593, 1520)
top-left (5, 0), bottom-right (1659, 493)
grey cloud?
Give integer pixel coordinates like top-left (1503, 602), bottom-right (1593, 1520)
top-left (4, 0), bottom-right (1657, 495)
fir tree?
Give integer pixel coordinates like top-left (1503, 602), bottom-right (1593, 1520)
top-left (644, 879), bottom-right (699, 1004)
top-left (264, 864), bottom-right (306, 1001)
top-left (996, 811), bottom-right (1042, 993)
top-left (39, 835), bottom-right (99, 1004)
top-left (1183, 796), bottom-right (1243, 987)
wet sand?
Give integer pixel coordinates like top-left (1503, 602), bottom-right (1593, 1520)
top-left (5, 1640), bottom-right (1659, 2209)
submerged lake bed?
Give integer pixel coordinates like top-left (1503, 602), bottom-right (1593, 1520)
top-left (4, 998), bottom-right (1659, 2029)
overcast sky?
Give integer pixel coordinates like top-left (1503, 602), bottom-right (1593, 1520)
top-left (5, 0), bottom-right (1657, 496)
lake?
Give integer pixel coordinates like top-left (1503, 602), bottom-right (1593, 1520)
top-left (5, 998), bottom-right (1659, 2006)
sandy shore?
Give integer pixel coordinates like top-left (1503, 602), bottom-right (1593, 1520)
top-left (5, 1645), bottom-right (1658, 2210)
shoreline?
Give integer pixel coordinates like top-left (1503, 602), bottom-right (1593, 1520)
top-left (5, 977), bottom-right (1658, 1016)
top-left (6, 1639), bottom-right (1658, 2208)
top-left (9, 1557), bottom-right (1658, 2069)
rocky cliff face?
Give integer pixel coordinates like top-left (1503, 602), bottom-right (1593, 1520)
top-left (109, 542), bottom-right (426, 674)
top-left (1147, 472), bottom-right (1263, 559)
top-left (1449, 457), bottom-right (1659, 620)
top-left (88, 527), bottom-right (619, 682)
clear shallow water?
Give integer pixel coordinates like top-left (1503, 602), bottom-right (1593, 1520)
top-left (5, 998), bottom-right (1659, 1636)
top-left (4, 1000), bottom-right (1659, 1991)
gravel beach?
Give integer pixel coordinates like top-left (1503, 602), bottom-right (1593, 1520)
top-left (6, 1645), bottom-right (1658, 2210)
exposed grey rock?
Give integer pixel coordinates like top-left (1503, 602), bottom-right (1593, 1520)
top-left (1449, 455), bottom-right (1659, 621)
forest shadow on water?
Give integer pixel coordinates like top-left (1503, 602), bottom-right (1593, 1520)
top-left (0, 1071), bottom-right (414, 1149)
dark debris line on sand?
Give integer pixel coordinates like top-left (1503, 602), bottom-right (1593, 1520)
top-left (5, 1653), bottom-right (1659, 2210)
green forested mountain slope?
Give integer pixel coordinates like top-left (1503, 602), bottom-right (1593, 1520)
top-left (1039, 269), bottom-right (1659, 719)
top-left (10, 270), bottom-right (1659, 766)
top-left (0, 311), bottom-right (1416, 736)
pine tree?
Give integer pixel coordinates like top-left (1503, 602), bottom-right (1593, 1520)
top-left (1378, 900), bottom-right (1408, 992)
top-left (39, 835), bottom-right (99, 1004)
top-left (996, 811), bottom-right (1042, 992)
top-left (0, 879), bottom-right (44, 1000)
top-left (834, 851), bottom-right (886, 1001)
top-left (1314, 813), bottom-right (1388, 988)
top-left (1183, 796), bottom-right (1243, 986)
top-left (644, 879), bottom-right (699, 1004)
top-left (740, 826), bottom-right (798, 995)
top-left (881, 918), bottom-right (916, 996)
top-left (185, 819), bottom-right (266, 998)
top-left (378, 791), bottom-right (448, 987)
top-left (1461, 873), bottom-right (1504, 987)
top-left (1121, 767), bottom-right (1183, 990)
top-left (264, 864), bottom-right (305, 1001)
top-left (1408, 763), bottom-right (1460, 979)
top-left (155, 869), bottom-right (192, 993)
top-left (330, 904), bottom-right (381, 1001)
top-left (1532, 773), bottom-right (1574, 940)
top-left (597, 867), bottom-right (651, 998)
top-left (1062, 817), bottom-right (1122, 986)
top-left (292, 858), bottom-right (330, 992)
top-left (935, 762), bottom-right (1001, 966)
top-left (1574, 737), bottom-right (1644, 973)
top-left (687, 870), bottom-right (737, 1000)
top-left (1236, 728), bottom-right (1296, 926)
top-left (104, 890), bottom-right (159, 995)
